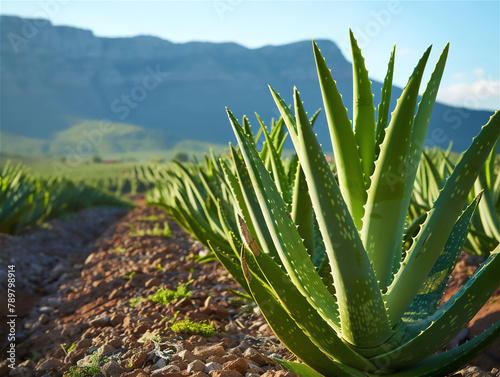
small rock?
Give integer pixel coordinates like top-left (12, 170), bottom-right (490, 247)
top-left (225, 322), bottom-right (239, 333)
top-left (153, 358), bottom-right (168, 369)
top-left (89, 315), bottom-right (111, 327)
top-left (223, 358), bottom-right (249, 375)
top-left (38, 306), bottom-right (54, 315)
top-left (151, 369), bottom-right (183, 377)
top-left (178, 349), bottom-right (198, 363)
top-left (101, 360), bottom-right (124, 377)
top-left (65, 348), bottom-right (86, 364)
top-left (193, 344), bottom-right (225, 359)
top-left (187, 360), bottom-right (206, 373)
top-left (465, 366), bottom-right (482, 374)
top-left (133, 323), bottom-right (150, 337)
top-left (36, 358), bottom-right (63, 372)
top-left (110, 313), bottom-right (125, 326)
top-left (45, 297), bottom-right (61, 308)
top-left (75, 338), bottom-right (93, 350)
top-left (169, 360), bottom-right (188, 370)
top-left (157, 365), bottom-right (180, 373)
top-left (174, 297), bottom-right (194, 308)
top-left (223, 354), bottom-right (239, 362)
top-left (204, 361), bottom-right (223, 373)
top-left (211, 371), bottom-right (244, 377)
top-left (228, 347), bottom-right (243, 356)
top-left (145, 277), bottom-right (161, 288)
top-left (18, 360), bottom-right (35, 370)
top-left (188, 335), bottom-right (208, 345)
top-left (129, 348), bottom-right (149, 368)
top-left (76, 350), bottom-right (97, 367)
top-left (183, 339), bottom-right (194, 351)
top-left (38, 313), bottom-right (50, 325)
top-left (245, 374), bottom-right (261, 377)
top-left (98, 343), bottom-right (115, 356)
top-left (8, 366), bottom-right (34, 376)
top-left (207, 356), bottom-right (225, 365)
top-left (243, 348), bottom-right (269, 367)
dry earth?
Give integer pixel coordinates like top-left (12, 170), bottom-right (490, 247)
top-left (0, 201), bottom-right (499, 377)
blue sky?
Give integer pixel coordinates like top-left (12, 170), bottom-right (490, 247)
top-left (1, 0), bottom-right (499, 111)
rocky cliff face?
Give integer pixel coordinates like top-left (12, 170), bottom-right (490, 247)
top-left (0, 15), bottom-right (493, 152)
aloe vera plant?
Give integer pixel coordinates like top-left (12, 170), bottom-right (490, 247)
top-left (222, 31), bottom-right (500, 376)
top-left (0, 161), bottom-right (132, 233)
top-left (409, 146), bottom-right (500, 257)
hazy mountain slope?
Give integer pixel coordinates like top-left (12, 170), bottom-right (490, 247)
top-left (0, 15), bottom-right (494, 153)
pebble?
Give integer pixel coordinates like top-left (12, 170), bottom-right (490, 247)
top-left (178, 349), bottom-right (198, 363)
top-left (224, 358), bottom-right (249, 375)
top-left (188, 359), bottom-right (206, 373)
top-left (89, 314), bottom-right (111, 327)
top-left (35, 358), bottom-right (63, 372)
top-left (212, 371), bottom-right (244, 377)
top-left (194, 344), bottom-right (226, 359)
top-left (204, 361), bottom-right (223, 373)
top-left (101, 360), bottom-right (124, 376)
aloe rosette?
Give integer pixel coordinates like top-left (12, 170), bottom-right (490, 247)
top-left (220, 31), bottom-right (500, 376)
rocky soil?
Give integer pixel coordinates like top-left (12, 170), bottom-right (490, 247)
top-left (0, 202), bottom-right (499, 377)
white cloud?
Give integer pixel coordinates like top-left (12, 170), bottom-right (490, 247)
top-left (437, 79), bottom-right (500, 110)
top-left (452, 72), bottom-right (466, 80)
top-left (474, 67), bottom-right (486, 77)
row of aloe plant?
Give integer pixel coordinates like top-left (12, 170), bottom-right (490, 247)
top-left (150, 31), bottom-right (500, 376)
top-left (0, 161), bottom-right (133, 233)
top-left (409, 143), bottom-right (500, 257)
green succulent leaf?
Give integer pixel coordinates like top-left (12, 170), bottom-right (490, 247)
top-left (375, 45), bottom-right (395, 159)
top-left (403, 193), bottom-right (481, 323)
top-left (290, 87), bottom-right (393, 348)
top-left (312, 40), bottom-right (366, 230)
top-left (386, 110), bottom-right (500, 324)
top-left (361, 46), bottom-right (432, 290)
top-left (240, 249), bottom-right (360, 377)
top-left (350, 29), bottom-right (376, 187)
top-left (227, 107), bottom-right (342, 336)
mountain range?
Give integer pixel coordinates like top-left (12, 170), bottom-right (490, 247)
top-left (0, 15), bottom-right (495, 157)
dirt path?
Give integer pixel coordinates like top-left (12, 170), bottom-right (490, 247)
top-left (1, 203), bottom-right (498, 377)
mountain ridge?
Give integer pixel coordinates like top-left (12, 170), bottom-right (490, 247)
top-left (0, 15), bottom-right (494, 154)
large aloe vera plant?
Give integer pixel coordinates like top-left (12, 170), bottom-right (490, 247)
top-left (223, 31), bottom-right (500, 376)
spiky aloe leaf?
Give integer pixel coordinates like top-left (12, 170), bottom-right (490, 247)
top-left (240, 249), bottom-right (368, 377)
top-left (392, 44), bottom-right (449, 277)
top-left (227, 108), bottom-right (342, 335)
top-left (273, 358), bottom-right (369, 377)
top-left (291, 161), bottom-right (315, 260)
top-left (207, 235), bottom-right (250, 294)
top-left (383, 321), bottom-right (500, 377)
top-left (386, 110), bottom-right (500, 324)
top-left (309, 108), bottom-right (322, 127)
top-left (361, 46), bottom-right (432, 289)
top-left (286, 88), bottom-right (393, 348)
top-left (242, 115), bottom-right (254, 140)
top-left (243, 238), bottom-right (379, 370)
top-left (222, 150), bottom-right (279, 263)
top-left (350, 29), bottom-right (376, 187)
top-left (371, 247), bottom-right (500, 371)
top-left (312, 40), bottom-right (366, 230)
top-left (375, 46), bottom-right (395, 159)
top-left (475, 174), bottom-right (500, 241)
top-left (403, 193), bottom-right (481, 323)
top-left (260, 122), bottom-right (292, 206)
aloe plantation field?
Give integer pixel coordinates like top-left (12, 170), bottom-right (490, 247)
top-left (1, 29), bottom-right (500, 377)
